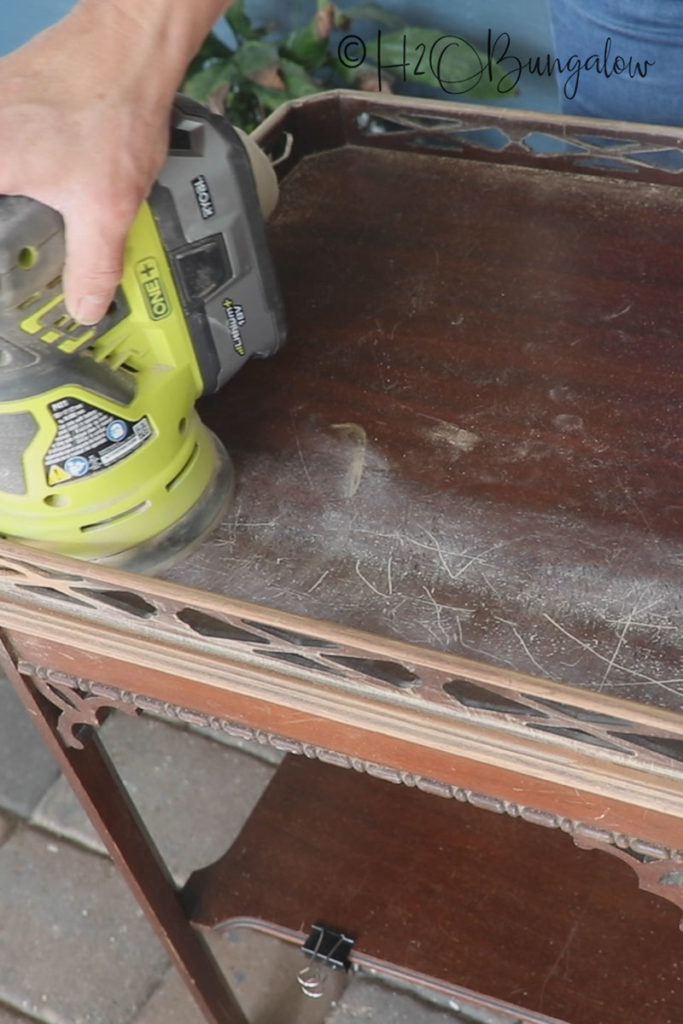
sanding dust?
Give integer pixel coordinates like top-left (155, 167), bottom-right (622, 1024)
top-left (426, 421), bottom-right (480, 454)
top-left (166, 422), bottom-right (682, 710)
top-left (331, 422), bottom-right (367, 498)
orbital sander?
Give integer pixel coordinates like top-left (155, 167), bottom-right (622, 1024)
top-left (0, 95), bottom-right (286, 573)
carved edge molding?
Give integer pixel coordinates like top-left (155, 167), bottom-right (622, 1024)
top-left (19, 661), bottom-right (683, 876)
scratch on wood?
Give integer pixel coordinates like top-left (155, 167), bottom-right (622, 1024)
top-left (419, 527), bottom-right (509, 583)
top-left (454, 616), bottom-right (520, 671)
top-left (538, 920), bottom-right (580, 1009)
top-left (494, 616), bottom-right (548, 677)
top-left (291, 416), bottom-right (314, 490)
top-left (355, 559), bottom-right (389, 599)
top-left (601, 302), bottom-right (632, 321)
top-left (543, 612), bottom-right (683, 689)
top-left (420, 586), bottom-right (451, 644)
top-left (617, 477), bottom-right (655, 534)
top-left (307, 569), bottom-right (330, 594)
top-left (600, 603), bottom-right (636, 689)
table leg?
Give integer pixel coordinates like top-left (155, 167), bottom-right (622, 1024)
top-left (0, 634), bottom-right (248, 1024)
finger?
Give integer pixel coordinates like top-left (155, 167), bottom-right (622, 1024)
top-left (61, 204), bottom-right (134, 324)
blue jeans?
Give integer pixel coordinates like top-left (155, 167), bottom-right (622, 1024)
top-left (548, 0), bottom-right (683, 125)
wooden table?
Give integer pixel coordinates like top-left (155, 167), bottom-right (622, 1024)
top-left (0, 92), bottom-right (681, 1023)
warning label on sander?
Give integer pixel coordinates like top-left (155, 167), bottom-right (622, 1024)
top-left (44, 397), bottom-right (154, 486)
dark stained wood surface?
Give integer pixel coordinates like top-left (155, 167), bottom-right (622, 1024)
top-left (183, 754), bottom-right (683, 1024)
top-left (165, 137), bottom-right (683, 710)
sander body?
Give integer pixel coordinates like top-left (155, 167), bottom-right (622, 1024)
top-left (0, 95), bottom-right (285, 572)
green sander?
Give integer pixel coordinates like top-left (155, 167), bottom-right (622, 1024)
top-left (0, 95), bottom-right (286, 573)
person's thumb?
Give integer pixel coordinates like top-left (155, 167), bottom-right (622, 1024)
top-left (62, 207), bottom-right (132, 325)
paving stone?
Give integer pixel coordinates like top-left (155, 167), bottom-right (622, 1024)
top-left (0, 1002), bottom-right (37, 1023)
top-left (0, 674), bottom-right (60, 817)
top-left (130, 965), bottom-right (206, 1024)
top-left (31, 774), bottom-right (105, 855)
top-left (325, 975), bottom-right (468, 1023)
top-left (0, 826), bottom-right (168, 1024)
top-left (0, 811), bottom-right (15, 849)
top-left (31, 711), bottom-right (276, 883)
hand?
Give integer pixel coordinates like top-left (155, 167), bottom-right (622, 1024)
top-left (0, 1), bottom-right (215, 324)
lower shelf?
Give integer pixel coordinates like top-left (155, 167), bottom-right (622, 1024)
top-left (182, 754), bottom-right (683, 1024)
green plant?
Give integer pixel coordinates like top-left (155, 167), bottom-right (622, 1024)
top-left (183, 0), bottom-right (514, 131)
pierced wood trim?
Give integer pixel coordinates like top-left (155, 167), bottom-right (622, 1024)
top-left (2, 538), bottom-right (682, 851)
top-left (256, 89), bottom-right (683, 187)
top-left (0, 541), bottom-right (681, 735)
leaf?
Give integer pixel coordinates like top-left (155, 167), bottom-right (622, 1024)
top-left (234, 40), bottom-right (281, 81)
top-left (183, 59), bottom-right (235, 103)
top-left (279, 58), bottom-right (325, 100)
top-left (225, 0), bottom-right (256, 41)
top-left (282, 24), bottom-right (329, 73)
top-left (375, 28), bottom-right (517, 100)
top-left (224, 83), bottom-right (264, 132)
top-left (185, 32), bottom-right (234, 78)
top-left (252, 64), bottom-right (286, 90)
top-left (250, 82), bottom-right (293, 117)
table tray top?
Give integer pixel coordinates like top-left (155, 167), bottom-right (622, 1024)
top-left (164, 92), bottom-right (682, 712)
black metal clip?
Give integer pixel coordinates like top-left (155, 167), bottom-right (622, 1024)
top-left (298, 923), bottom-right (355, 999)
